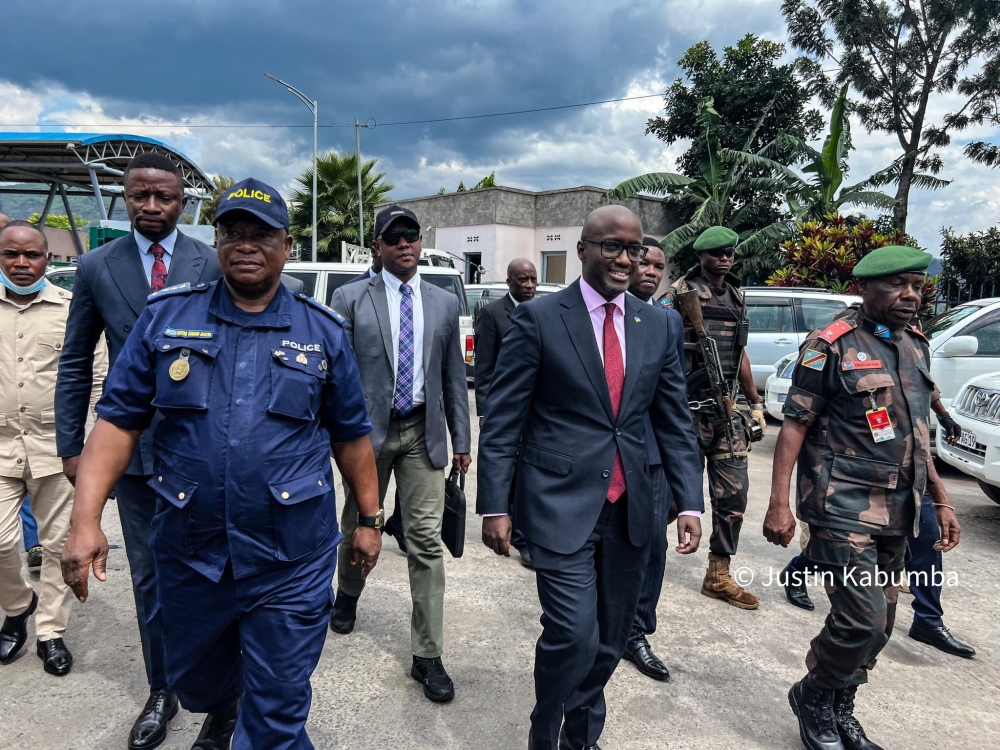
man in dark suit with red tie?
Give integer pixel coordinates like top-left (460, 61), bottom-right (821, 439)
top-left (477, 205), bottom-right (703, 750)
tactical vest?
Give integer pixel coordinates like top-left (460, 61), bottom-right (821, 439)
top-left (701, 293), bottom-right (742, 381)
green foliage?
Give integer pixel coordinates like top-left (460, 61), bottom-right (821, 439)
top-left (456, 181), bottom-right (466, 192)
top-left (767, 215), bottom-right (935, 312)
top-left (782, 0), bottom-right (998, 230)
top-left (289, 151), bottom-right (393, 261)
top-left (471, 172), bottom-right (497, 190)
top-left (437, 187), bottom-right (446, 195)
top-left (27, 213), bottom-right (88, 229)
top-left (182, 175), bottom-right (235, 225)
top-left (939, 227), bottom-right (1000, 295)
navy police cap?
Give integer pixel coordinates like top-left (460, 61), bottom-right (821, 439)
top-left (214, 177), bottom-right (289, 230)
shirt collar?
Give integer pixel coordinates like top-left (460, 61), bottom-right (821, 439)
top-left (382, 269), bottom-right (420, 293)
top-left (507, 292), bottom-right (520, 307)
top-left (209, 280), bottom-right (292, 328)
top-left (368, 267), bottom-right (376, 277)
top-left (0, 279), bottom-right (67, 308)
top-left (580, 277), bottom-right (624, 315)
top-left (135, 228), bottom-right (178, 256)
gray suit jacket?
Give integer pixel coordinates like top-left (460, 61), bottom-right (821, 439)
top-left (56, 231), bottom-right (221, 475)
top-left (331, 273), bottom-right (471, 469)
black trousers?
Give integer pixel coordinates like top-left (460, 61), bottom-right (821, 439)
top-left (528, 495), bottom-right (648, 750)
top-left (116, 475), bottom-right (167, 690)
top-left (631, 467), bottom-right (669, 640)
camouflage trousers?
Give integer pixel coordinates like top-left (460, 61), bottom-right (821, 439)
top-left (692, 410), bottom-right (749, 557)
top-left (803, 525), bottom-right (908, 690)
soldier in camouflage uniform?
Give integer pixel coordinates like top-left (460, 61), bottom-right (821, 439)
top-left (764, 245), bottom-right (962, 750)
top-left (660, 227), bottom-right (765, 610)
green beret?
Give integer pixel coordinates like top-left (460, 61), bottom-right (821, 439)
top-left (693, 226), bottom-right (739, 252)
top-left (853, 245), bottom-right (932, 279)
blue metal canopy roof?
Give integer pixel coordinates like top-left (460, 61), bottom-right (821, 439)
top-left (0, 132), bottom-right (215, 194)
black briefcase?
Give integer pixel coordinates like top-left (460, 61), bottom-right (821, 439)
top-left (442, 469), bottom-right (467, 558)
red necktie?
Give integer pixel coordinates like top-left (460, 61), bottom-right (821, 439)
top-left (603, 302), bottom-right (626, 502)
top-left (150, 244), bottom-right (168, 293)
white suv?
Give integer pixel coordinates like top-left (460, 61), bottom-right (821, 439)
top-left (938, 371), bottom-right (1000, 504)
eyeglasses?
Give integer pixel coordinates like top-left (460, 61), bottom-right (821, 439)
top-left (705, 247), bottom-right (735, 259)
top-left (379, 228), bottom-right (420, 246)
top-left (582, 238), bottom-right (647, 262)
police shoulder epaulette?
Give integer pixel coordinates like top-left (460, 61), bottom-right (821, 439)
top-left (296, 292), bottom-right (346, 326)
top-left (908, 325), bottom-right (929, 343)
top-left (147, 282), bottom-right (211, 303)
top-left (818, 318), bottom-right (856, 344)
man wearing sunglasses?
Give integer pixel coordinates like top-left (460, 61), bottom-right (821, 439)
top-left (330, 205), bottom-right (471, 703)
top-left (660, 226), bottom-right (765, 610)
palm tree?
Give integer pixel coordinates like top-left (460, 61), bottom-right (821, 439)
top-left (289, 152), bottom-right (394, 260)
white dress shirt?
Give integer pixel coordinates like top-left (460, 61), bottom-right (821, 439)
top-left (134, 228), bottom-right (178, 286)
top-left (382, 269), bottom-right (425, 407)
top-left (508, 292), bottom-right (520, 307)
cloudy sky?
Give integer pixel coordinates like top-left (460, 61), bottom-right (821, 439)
top-left (2, 0), bottom-right (998, 252)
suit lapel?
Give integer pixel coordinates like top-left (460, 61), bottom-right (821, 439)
top-left (502, 293), bottom-right (516, 320)
top-left (367, 276), bottom-right (394, 367)
top-left (619, 295), bottom-right (647, 416)
top-left (165, 232), bottom-right (207, 286)
top-left (105, 233), bottom-right (151, 318)
top-left (561, 282), bottom-right (614, 423)
top-left (420, 280), bottom-right (436, 374)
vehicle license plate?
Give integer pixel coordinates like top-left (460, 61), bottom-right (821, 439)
top-left (958, 429), bottom-right (978, 450)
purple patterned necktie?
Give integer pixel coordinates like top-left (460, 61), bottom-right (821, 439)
top-left (393, 283), bottom-right (415, 416)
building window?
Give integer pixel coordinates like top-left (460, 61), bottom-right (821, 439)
top-left (542, 252), bottom-right (566, 284)
top-left (545, 234), bottom-right (561, 241)
top-left (465, 253), bottom-right (482, 284)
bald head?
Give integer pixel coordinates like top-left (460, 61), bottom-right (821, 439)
top-left (577, 205), bottom-right (643, 300)
top-left (580, 205), bottom-right (642, 242)
top-left (0, 213), bottom-right (10, 229)
top-left (506, 257), bottom-right (538, 303)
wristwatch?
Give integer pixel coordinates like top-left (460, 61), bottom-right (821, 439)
top-left (358, 509), bottom-right (385, 529)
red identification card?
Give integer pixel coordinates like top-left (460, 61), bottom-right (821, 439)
top-left (866, 407), bottom-right (895, 443)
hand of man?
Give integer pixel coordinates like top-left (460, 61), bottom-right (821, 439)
top-left (675, 515), bottom-right (701, 554)
top-left (61, 522), bottom-right (109, 602)
top-left (751, 407), bottom-right (767, 437)
top-left (937, 412), bottom-right (961, 446)
top-left (62, 456), bottom-right (80, 487)
top-left (351, 526), bottom-right (382, 578)
top-left (763, 499), bottom-right (797, 547)
top-left (452, 452), bottom-right (472, 474)
top-left (934, 505), bottom-right (961, 552)
top-left (482, 515), bottom-right (512, 556)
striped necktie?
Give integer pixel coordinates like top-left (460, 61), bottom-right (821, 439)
top-left (393, 283), bottom-right (415, 416)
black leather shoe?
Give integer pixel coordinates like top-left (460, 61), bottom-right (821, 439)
top-left (191, 700), bottom-right (239, 749)
top-left (129, 689), bottom-right (179, 750)
top-left (329, 591), bottom-right (360, 634)
top-left (908, 623), bottom-right (976, 658)
top-left (384, 517), bottom-right (408, 554)
top-left (0, 590), bottom-right (37, 664)
top-left (623, 636), bottom-right (670, 681)
top-left (783, 562), bottom-right (815, 611)
top-left (36, 638), bottom-right (73, 676)
top-left (558, 727), bottom-right (603, 750)
top-left (788, 679), bottom-right (844, 750)
top-left (834, 686), bottom-right (883, 750)
top-left (26, 545), bottom-right (43, 570)
top-left (518, 546), bottom-right (534, 569)
top-left (411, 655), bottom-right (455, 702)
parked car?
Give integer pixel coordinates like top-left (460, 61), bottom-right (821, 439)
top-left (465, 281), bottom-right (564, 318)
top-left (763, 352), bottom-right (797, 421)
top-left (937, 371), bottom-right (1000, 504)
top-left (757, 298), bottom-right (1000, 434)
top-left (742, 287), bottom-right (862, 390)
top-left (45, 266), bottom-right (77, 292)
top-left (282, 261), bottom-right (476, 378)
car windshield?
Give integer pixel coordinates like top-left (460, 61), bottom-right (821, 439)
top-left (923, 304), bottom-right (987, 339)
top-left (422, 275), bottom-right (470, 316)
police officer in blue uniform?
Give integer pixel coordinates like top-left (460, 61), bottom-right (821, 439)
top-left (60, 178), bottom-right (383, 750)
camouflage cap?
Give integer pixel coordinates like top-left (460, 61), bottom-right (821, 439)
top-left (693, 226), bottom-right (739, 252)
top-left (853, 245), bottom-right (932, 279)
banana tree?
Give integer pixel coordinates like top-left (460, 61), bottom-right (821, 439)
top-left (606, 97), bottom-right (790, 275)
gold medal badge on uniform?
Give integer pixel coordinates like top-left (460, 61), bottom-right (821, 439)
top-left (169, 348), bottom-right (191, 381)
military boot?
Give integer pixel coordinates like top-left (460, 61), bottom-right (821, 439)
top-left (788, 680), bottom-right (844, 750)
top-left (833, 686), bottom-right (884, 750)
top-left (701, 553), bottom-right (759, 609)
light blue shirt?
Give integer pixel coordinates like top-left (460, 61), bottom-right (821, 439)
top-left (134, 229), bottom-right (177, 286)
top-left (382, 269), bottom-right (425, 407)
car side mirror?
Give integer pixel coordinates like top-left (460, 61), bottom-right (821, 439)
top-left (938, 335), bottom-right (979, 358)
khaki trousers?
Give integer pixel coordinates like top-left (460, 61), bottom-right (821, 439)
top-left (0, 472), bottom-right (75, 640)
top-left (338, 413), bottom-right (446, 658)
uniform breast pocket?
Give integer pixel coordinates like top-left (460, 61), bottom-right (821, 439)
top-left (837, 370), bottom-right (896, 415)
top-left (151, 338), bottom-right (221, 411)
top-left (267, 351), bottom-right (326, 421)
top-left (36, 332), bottom-right (65, 372)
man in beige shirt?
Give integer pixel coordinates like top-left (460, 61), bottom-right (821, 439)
top-left (0, 220), bottom-right (106, 676)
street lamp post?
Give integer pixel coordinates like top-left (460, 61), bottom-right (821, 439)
top-left (265, 73), bottom-right (318, 262)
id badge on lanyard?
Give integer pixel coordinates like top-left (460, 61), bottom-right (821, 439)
top-left (865, 389), bottom-right (895, 443)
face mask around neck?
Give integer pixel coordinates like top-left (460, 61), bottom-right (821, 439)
top-left (0, 267), bottom-right (47, 295)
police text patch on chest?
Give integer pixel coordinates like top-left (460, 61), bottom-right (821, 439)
top-left (280, 339), bottom-right (322, 353)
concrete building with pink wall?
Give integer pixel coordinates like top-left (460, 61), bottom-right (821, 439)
top-left (378, 185), bottom-right (680, 292)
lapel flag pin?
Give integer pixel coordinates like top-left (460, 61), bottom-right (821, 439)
top-left (634, 316), bottom-right (642, 323)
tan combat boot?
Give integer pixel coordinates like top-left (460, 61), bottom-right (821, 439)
top-left (701, 553), bottom-right (759, 609)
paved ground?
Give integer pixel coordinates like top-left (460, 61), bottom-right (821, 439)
top-left (2, 395), bottom-right (999, 749)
